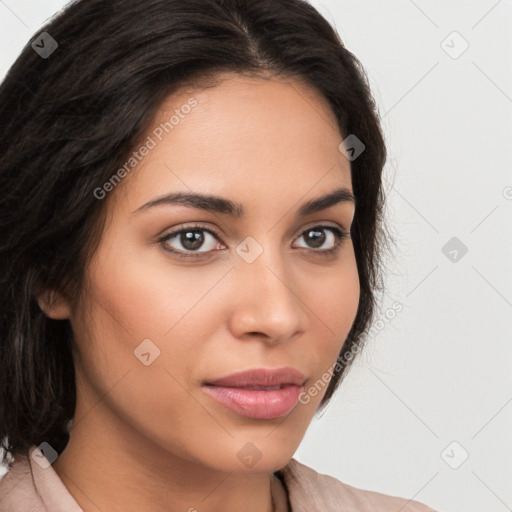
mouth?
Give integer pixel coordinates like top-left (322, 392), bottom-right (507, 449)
top-left (202, 367), bottom-right (307, 420)
top-left (237, 385), bottom-right (288, 390)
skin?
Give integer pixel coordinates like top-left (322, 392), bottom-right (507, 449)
top-left (42, 73), bottom-right (360, 512)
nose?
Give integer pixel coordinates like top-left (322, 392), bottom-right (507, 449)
top-left (227, 245), bottom-right (309, 344)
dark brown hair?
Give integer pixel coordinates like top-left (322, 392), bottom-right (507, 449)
top-left (0, 0), bottom-right (389, 466)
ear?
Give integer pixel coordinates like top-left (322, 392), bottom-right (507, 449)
top-left (37, 289), bottom-right (72, 320)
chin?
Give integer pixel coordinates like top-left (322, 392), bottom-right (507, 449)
top-left (202, 429), bottom-right (302, 475)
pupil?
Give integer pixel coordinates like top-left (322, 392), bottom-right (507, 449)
top-left (181, 230), bottom-right (204, 250)
top-left (307, 229), bottom-right (325, 248)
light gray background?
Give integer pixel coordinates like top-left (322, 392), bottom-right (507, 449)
top-left (1, 1), bottom-right (511, 511)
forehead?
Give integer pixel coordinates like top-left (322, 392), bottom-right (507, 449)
top-left (158, 72), bottom-right (342, 152)
top-left (113, 73), bottom-right (352, 213)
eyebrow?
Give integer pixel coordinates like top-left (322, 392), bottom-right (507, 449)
top-left (132, 186), bottom-right (355, 217)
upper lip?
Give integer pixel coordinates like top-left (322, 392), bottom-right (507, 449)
top-left (204, 367), bottom-right (307, 388)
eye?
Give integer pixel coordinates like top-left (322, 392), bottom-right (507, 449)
top-left (292, 225), bottom-right (349, 253)
top-left (159, 225), bottom-right (225, 258)
top-left (158, 223), bottom-right (350, 260)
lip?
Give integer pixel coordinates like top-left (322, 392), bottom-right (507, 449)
top-left (204, 367), bottom-right (307, 388)
top-left (202, 367), bottom-right (307, 420)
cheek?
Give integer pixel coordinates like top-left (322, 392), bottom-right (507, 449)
top-left (318, 264), bottom-right (359, 329)
top-left (301, 250), bottom-right (360, 340)
top-left (85, 235), bottom-right (233, 340)
top-left (70, 258), bottom-right (231, 460)
top-left (296, 251), bottom-right (360, 389)
top-left (72, 241), bottom-right (235, 407)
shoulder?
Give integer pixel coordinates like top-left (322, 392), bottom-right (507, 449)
top-left (0, 453), bottom-right (44, 512)
top-left (276, 458), bottom-right (439, 512)
top-left (0, 446), bottom-right (83, 512)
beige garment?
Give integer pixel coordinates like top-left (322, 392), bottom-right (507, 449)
top-left (0, 445), bottom-right (438, 511)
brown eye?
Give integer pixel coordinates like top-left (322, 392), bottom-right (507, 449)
top-left (303, 228), bottom-right (327, 248)
top-left (179, 230), bottom-right (205, 251)
top-left (293, 226), bottom-right (345, 251)
top-left (160, 227), bottom-right (223, 256)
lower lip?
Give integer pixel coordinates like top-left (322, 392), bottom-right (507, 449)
top-left (203, 384), bottom-right (303, 419)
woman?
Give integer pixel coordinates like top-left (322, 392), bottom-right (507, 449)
top-left (0, 0), bottom-right (438, 510)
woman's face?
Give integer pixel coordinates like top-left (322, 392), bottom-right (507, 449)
top-left (65, 73), bottom-right (359, 474)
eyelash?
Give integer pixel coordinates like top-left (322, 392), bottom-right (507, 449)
top-left (158, 223), bottom-right (350, 260)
